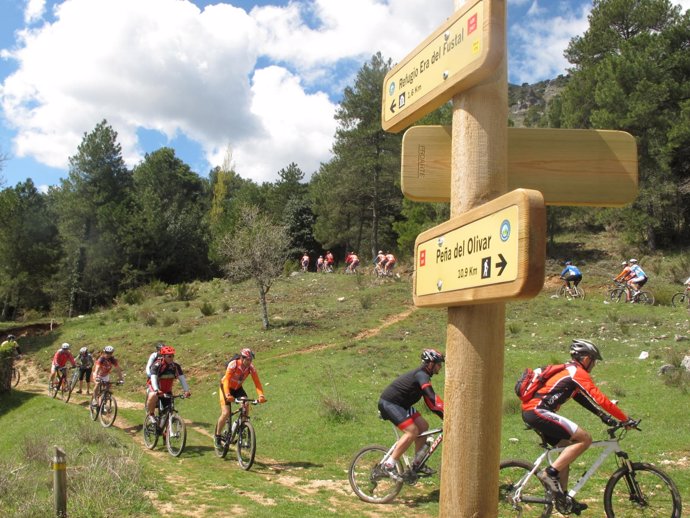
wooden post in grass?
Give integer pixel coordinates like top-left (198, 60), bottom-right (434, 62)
top-left (53, 446), bottom-right (67, 517)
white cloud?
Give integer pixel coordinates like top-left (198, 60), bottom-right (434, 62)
top-left (24, 0), bottom-right (47, 24)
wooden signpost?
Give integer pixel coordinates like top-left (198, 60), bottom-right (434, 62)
top-left (401, 126), bottom-right (638, 205)
top-left (381, 0), bottom-right (637, 516)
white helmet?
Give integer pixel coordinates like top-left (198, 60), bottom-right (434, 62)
top-left (621, 261), bottom-right (628, 266)
top-left (103, 346), bottom-right (114, 353)
top-left (61, 342), bottom-right (70, 350)
top-left (79, 347), bottom-right (88, 353)
top-left (629, 258), bottom-right (638, 264)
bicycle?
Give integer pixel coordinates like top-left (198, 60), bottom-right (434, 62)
top-left (11, 365), bottom-right (20, 388)
top-left (608, 280), bottom-right (654, 305)
top-left (143, 393), bottom-right (187, 457)
top-left (89, 380), bottom-right (123, 428)
top-left (498, 420), bottom-right (682, 517)
top-left (64, 367), bottom-right (81, 403)
top-left (671, 286), bottom-right (690, 308)
top-left (556, 280), bottom-right (586, 300)
top-left (214, 397), bottom-right (260, 470)
top-left (348, 420), bottom-right (443, 503)
top-left (48, 366), bottom-right (71, 401)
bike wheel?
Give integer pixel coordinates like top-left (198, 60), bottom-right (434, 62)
top-left (65, 372), bottom-right (79, 404)
top-left (574, 286), bottom-right (586, 300)
top-left (166, 413), bottom-right (187, 457)
top-left (603, 462), bottom-right (682, 518)
top-left (556, 285), bottom-right (567, 299)
top-left (498, 459), bottom-right (553, 518)
top-left (236, 421), bottom-right (256, 470)
top-left (215, 421), bottom-right (230, 458)
top-left (671, 293), bottom-right (688, 308)
top-left (11, 367), bottom-right (20, 387)
top-left (348, 445), bottom-right (404, 504)
top-left (610, 288), bottom-right (626, 303)
top-left (99, 393), bottom-right (118, 427)
top-left (638, 291), bottom-right (655, 305)
top-left (143, 415), bottom-right (159, 449)
top-left (89, 395), bottom-right (100, 421)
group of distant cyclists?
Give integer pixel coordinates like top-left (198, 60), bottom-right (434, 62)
top-left (559, 258), bottom-right (650, 302)
top-left (300, 250), bottom-right (396, 275)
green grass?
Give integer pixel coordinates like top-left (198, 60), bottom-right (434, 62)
top-left (3, 270), bottom-right (690, 516)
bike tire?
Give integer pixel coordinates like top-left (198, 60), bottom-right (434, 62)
top-left (556, 285), bottom-right (567, 298)
top-left (166, 413), bottom-right (187, 457)
top-left (498, 459), bottom-right (553, 518)
top-left (638, 291), bottom-right (655, 305)
top-left (99, 393), bottom-right (118, 427)
top-left (609, 288), bottom-right (626, 303)
top-left (51, 373), bottom-right (63, 399)
top-left (215, 421), bottom-right (230, 458)
top-left (574, 286), bottom-right (586, 300)
top-left (671, 293), bottom-right (689, 308)
top-left (348, 444), bottom-right (404, 504)
top-left (11, 367), bottom-right (20, 387)
top-left (89, 395), bottom-right (100, 421)
top-left (65, 371), bottom-right (79, 404)
top-left (143, 415), bottom-right (159, 449)
top-left (236, 421), bottom-right (256, 470)
top-left (603, 462), bottom-right (682, 518)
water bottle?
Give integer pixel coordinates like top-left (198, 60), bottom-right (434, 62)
top-left (414, 436), bottom-right (433, 466)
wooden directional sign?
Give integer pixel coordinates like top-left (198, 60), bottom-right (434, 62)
top-left (414, 188), bottom-right (545, 308)
top-left (381, 0), bottom-right (504, 133)
top-left (402, 126), bottom-right (638, 206)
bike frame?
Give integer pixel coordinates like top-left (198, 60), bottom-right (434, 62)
top-left (385, 424), bottom-right (443, 471)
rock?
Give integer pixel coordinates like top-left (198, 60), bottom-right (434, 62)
top-left (638, 351), bottom-right (649, 360)
top-left (674, 335), bottom-right (688, 342)
top-left (681, 355), bottom-right (690, 372)
top-left (658, 364), bottom-right (675, 375)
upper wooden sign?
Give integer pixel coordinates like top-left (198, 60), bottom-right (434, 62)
top-left (381, 0), bottom-right (504, 133)
top-left (401, 126), bottom-right (638, 206)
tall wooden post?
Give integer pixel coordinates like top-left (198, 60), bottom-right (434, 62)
top-left (53, 446), bottom-right (67, 517)
top-left (439, 1), bottom-right (507, 516)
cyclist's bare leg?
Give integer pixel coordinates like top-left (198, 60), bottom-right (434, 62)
top-left (216, 404), bottom-right (231, 435)
top-left (146, 391), bottom-right (159, 416)
top-left (550, 427), bottom-right (592, 490)
top-left (390, 416), bottom-right (429, 463)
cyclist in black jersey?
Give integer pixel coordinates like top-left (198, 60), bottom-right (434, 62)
top-left (377, 349), bottom-right (445, 479)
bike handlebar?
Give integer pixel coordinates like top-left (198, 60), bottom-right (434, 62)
top-left (159, 393), bottom-right (186, 399)
top-left (607, 418), bottom-right (641, 438)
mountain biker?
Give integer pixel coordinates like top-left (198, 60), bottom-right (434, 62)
top-left (76, 347), bottom-right (94, 395)
top-left (325, 251), bottom-right (335, 271)
top-left (1, 334), bottom-right (21, 355)
top-left (145, 345), bottom-right (191, 423)
top-left (345, 251), bottom-right (359, 273)
top-left (214, 347), bottom-right (267, 448)
top-left (374, 250), bottom-right (387, 274)
top-left (301, 252), bottom-right (310, 272)
top-left (559, 261), bottom-right (582, 292)
top-left (627, 259), bottom-right (648, 298)
top-left (145, 342), bottom-right (164, 378)
top-left (384, 252), bottom-right (396, 274)
top-left (49, 343), bottom-right (76, 387)
top-left (92, 346), bottom-right (123, 405)
top-left (316, 255), bottom-right (324, 272)
top-left (613, 260), bottom-right (633, 283)
top-left (521, 339), bottom-right (633, 512)
top-left (377, 349), bottom-right (445, 480)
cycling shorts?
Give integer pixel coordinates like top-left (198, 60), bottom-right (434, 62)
top-left (563, 273), bottom-right (582, 283)
top-left (78, 367), bottom-right (92, 381)
top-left (378, 399), bottom-right (421, 430)
top-left (522, 409), bottom-right (578, 446)
top-left (218, 385), bottom-right (248, 409)
top-left (51, 364), bottom-right (69, 374)
top-left (630, 276), bottom-right (647, 286)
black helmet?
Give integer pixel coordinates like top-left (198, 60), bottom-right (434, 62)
top-left (570, 339), bottom-right (603, 361)
top-left (421, 349), bottom-right (445, 364)
top-left (7, 334), bottom-right (15, 340)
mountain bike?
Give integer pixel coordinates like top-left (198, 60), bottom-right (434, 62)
top-left (64, 367), bottom-right (81, 403)
top-left (348, 421), bottom-right (443, 503)
top-left (49, 367), bottom-right (71, 401)
top-left (89, 380), bottom-right (123, 428)
top-left (671, 286), bottom-right (690, 308)
top-left (498, 420), bottom-right (682, 517)
top-left (11, 365), bottom-right (20, 388)
top-left (556, 280), bottom-right (585, 300)
top-left (214, 397), bottom-right (260, 470)
top-left (143, 393), bottom-right (187, 457)
top-left (608, 280), bottom-right (655, 305)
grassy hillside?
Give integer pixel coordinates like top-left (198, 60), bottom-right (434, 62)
top-left (2, 260), bottom-right (690, 516)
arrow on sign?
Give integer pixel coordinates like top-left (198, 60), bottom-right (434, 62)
top-left (390, 100), bottom-right (397, 114)
top-left (495, 254), bottom-right (507, 276)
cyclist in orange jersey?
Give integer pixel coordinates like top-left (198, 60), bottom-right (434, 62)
top-left (613, 260), bottom-right (634, 283)
top-left (214, 348), bottom-right (266, 448)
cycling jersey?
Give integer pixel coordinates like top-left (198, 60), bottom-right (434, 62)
top-left (522, 362), bottom-right (627, 422)
top-left (325, 252), bottom-right (334, 265)
top-left (379, 367), bottom-right (444, 419)
top-left (52, 349), bottom-right (76, 368)
top-left (614, 266), bottom-right (634, 282)
top-left (630, 264), bottom-right (647, 278)
top-left (220, 359), bottom-right (264, 399)
top-left (385, 254), bottom-right (396, 264)
top-left (560, 265), bottom-right (581, 278)
top-left (78, 352), bottom-right (94, 369)
top-left (148, 359), bottom-right (189, 393)
top-left (94, 355), bottom-right (119, 377)
top-left (375, 253), bottom-right (387, 265)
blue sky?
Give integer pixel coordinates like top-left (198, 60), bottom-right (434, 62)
top-left (0, 0), bottom-right (687, 191)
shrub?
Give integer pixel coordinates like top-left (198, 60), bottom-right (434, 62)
top-left (359, 293), bottom-right (373, 310)
top-left (175, 283), bottom-right (197, 301)
top-left (200, 301), bottom-right (215, 316)
top-left (138, 309), bottom-right (157, 326)
top-left (161, 315), bottom-right (178, 327)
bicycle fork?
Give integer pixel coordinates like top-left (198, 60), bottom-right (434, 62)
top-left (616, 452), bottom-right (647, 507)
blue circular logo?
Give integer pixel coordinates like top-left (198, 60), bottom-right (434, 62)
top-left (388, 81), bottom-right (396, 96)
top-left (500, 220), bottom-right (511, 242)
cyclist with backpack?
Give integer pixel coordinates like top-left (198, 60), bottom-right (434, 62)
top-left (376, 349), bottom-right (445, 480)
top-left (521, 339), bottom-right (633, 513)
top-left (145, 345), bottom-right (191, 423)
top-left (214, 348), bottom-right (266, 448)
top-left (76, 347), bottom-right (94, 395)
top-left (145, 342), bottom-right (164, 378)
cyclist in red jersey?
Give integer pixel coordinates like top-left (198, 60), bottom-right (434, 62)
top-left (145, 345), bottom-right (191, 422)
top-left (377, 349), bottom-right (445, 479)
top-left (92, 345), bottom-right (123, 404)
top-left (49, 343), bottom-right (77, 387)
top-left (214, 348), bottom-right (266, 448)
top-left (522, 339), bottom-right (634, 512)
top-left (384, 252), bottom-right (396, 274)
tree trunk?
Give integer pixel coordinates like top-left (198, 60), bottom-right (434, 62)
top-left (257, 281), bottom-right (270, 330)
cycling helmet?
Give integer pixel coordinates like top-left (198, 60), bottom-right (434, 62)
top-left (61, 342), bottom-right (70, 350)
top-left (103, 345), bottom-right (114, 354)
top-left (378, 250), bottom-right (383, 254)
top-left (240, 348), bottom-right (255, 360)
top-left (565, 260), bottom-right (572, 265)
top-left (621, 261), bottom-right (628, 266)
top-left (570, 339), bottom-right (603, 361)
top-left (79, 347), bottom-right (88, 354)
top-left (160, 346), bottom-right (175, 356)
top-left (155, 342), bottom-right (164, 351)
top-left (7, 334), bottom-right (15, 340)
top-left (629, 258), bottom-right (638, 264)
top-left (421, 348), bottom-right (445, 364)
